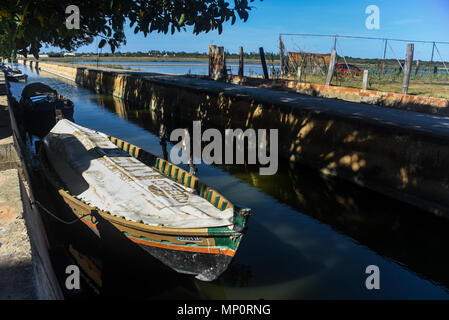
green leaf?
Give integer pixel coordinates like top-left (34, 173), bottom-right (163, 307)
top-left (99, 39), bottom-right (106, 48)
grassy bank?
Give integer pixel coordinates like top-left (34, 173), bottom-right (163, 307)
top-left (288, 73), bottom-right (449, 99)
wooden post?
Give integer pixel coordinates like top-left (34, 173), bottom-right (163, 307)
top-left (259, 47), bottom-right (269, 80)
top-left (414, 60), bottom-right (420, 78)
top-left (297, 67), bottom-right (302, 82)
top-left (381, 39), bottom-right (387, 79)
top-left (218, 46), bottom-right (225, 78)
top-left (279, 35), bottom-right (285, 76)
top-left (208, 45), bottom-right (216, 78)
top-left (325, 50), bottom-right (337, 85)
top-left (402, 43), bottom-right (414, 94)
top-left (209, 45), bottom-right (225, 80)
top-left (238, 46), bottom-right (244, 77)
top-left (362, 70), bottom-right (369, 90)
top-left (429, 42), bottom-right (435, 79)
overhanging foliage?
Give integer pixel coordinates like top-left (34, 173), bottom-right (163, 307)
top-left (0, 0), bottom-right (259, 58)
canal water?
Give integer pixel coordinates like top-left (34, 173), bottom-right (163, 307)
top-left (8, 63), bottom-right (449, 299)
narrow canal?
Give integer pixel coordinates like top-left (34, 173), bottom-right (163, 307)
top-left (9, 63), bottom-right (449, 299)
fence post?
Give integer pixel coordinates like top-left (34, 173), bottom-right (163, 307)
top-left (238, 46), bottom-right (244, 77)
top-left (402, 43), bottom-right (414, 94)
top-left (380, 39), bottom-right (387, 79)
top-left (429, 42), bottom-right (435, 79)
top-left (209, 45), bottom-right (225, 80)
top-left (362, 70), bottom-right (369, 90)
top-left (259, 47), bottom-right (269, 80)
top-left (325, 50), bottom-right (337, 86)
top-left (297, 67), bottom-right (302, 82)
top-left (414, 60), bottom-right (420, 78)
top-left (279, 35), bottom-right (285, 76)
top-left (208, 45), bottom-right (216, 78)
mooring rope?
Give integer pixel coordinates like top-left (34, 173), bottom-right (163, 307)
top-left (33, 200), bottom-right (92, 225)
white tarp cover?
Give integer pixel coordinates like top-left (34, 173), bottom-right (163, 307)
top-left (43, 119), bottom-right (234, 228)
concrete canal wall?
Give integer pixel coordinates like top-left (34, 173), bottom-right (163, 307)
top-left (0, 71), bottom-right (63, 299)
top-left (25, 60), bottom-right (449, 219)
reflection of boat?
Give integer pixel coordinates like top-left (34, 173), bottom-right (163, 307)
top-left (18, 82), bottom-right (74, 138)
top-left (39, 119), bottom-right (250, 281)
top-left (67, 244), bottom-right (102, 294)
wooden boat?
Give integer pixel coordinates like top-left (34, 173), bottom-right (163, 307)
top-left (18, 82), bottom-right (74, 138)
top-left (1, 64), bottom-right (13, 72)
top-left (6, 72), bottom-right (28, 82)
top-left (38, 120), bottom-right (250, 281)
top-left (3, 64), bottom-right (27, 82)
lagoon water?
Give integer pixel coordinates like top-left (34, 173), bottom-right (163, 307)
top-left (8, 63), bottom-right (449, 299)
top-left (67, 60), bottom-right (278, 76)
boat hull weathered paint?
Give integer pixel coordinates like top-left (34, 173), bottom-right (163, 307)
top-left (38, 132), bottom-right (250, 281)
top-left (19, 83), bottom-right (74, 138)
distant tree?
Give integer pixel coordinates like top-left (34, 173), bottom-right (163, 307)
top-left (0, 0), bottom-right (260, 58)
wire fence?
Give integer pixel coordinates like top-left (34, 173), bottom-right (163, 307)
top-left (277, 33), bottom-right (449, 98)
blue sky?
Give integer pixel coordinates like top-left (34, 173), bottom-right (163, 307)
top-left (43, 0), bottom-right (449, 60)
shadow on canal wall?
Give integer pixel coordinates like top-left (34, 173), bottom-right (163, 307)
top-left (27, 60), bottom-right (449, 220)
top-left (97, 94), bottom-right (449, 291)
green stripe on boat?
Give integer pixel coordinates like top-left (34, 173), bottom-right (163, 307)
top-left (221, 201), bottom-right (228, 211)
top-left (200, 185), bottom-right (206, 197)
top-left (167, 164), bottom-right (172, 177)
top-left (214, 196), bottom-right (220, 207)
top-left (180, 171), bottom-right (185, 184)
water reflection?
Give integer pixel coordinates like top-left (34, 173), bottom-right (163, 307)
top-left (94, 93), bottom-right (449, 292)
